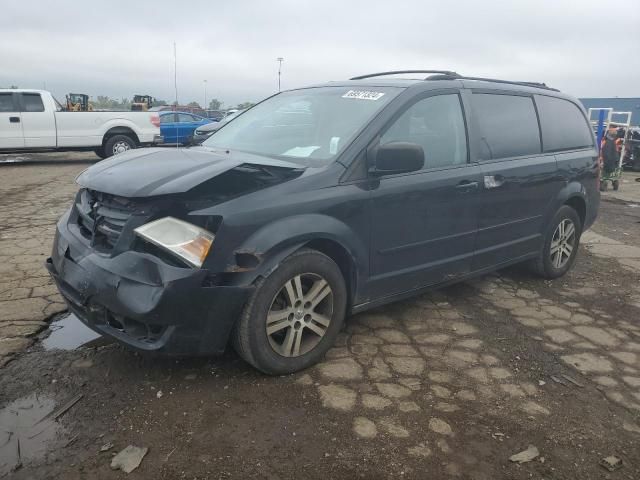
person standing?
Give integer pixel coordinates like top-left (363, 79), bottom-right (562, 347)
top-left (601, 129), bottom-right (619, 174)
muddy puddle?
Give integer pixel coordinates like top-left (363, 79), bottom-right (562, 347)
top-left (0, 393), bottom-right (65, 475)
top-left (42, 313), bottom-right (103, 351)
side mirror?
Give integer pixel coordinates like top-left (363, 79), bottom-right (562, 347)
top-left (371, 142), bottom-right (424, 175)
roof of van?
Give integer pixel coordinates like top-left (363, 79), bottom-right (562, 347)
top-left (305, 70), bottom-right (570, 98)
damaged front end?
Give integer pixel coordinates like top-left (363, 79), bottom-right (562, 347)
top-left (46, 159), bottom-right (304, 355)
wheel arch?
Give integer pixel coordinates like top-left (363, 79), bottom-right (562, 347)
top-left (564, 195), bottom-right (586, 228)
top-left (102, 126), bottom-right (140, 147)
top-left (549, 181), bottom-right (587, 229)
top-left (221, 214), bottom-right (367, 307)
top-left (302, 238), bottom-right (357, 310)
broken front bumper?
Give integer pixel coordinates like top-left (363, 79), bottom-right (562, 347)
top-left (46, 212), bottom-right (252, 355)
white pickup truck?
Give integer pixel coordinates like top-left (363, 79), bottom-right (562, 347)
top-left (0, 89), bottom-right (163, 158)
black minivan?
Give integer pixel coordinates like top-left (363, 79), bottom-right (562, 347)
top-left (47, 70), bottom-right (599, 374)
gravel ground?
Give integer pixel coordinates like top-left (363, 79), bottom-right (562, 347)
top-left (0, 152), bottom-right (639, 479)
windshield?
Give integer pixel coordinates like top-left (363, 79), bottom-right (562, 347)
top-left (203, 86), bottom-right (401, 165)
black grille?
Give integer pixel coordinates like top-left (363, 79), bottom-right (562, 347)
top-left (76, 189), bottom-right (136, 249)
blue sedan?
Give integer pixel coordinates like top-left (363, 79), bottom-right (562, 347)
top-left (160, 112), bottom-right (213, 144)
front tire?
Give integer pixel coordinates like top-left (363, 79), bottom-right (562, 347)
top-left (232, 248), bottom-right (347, 375)
top-left (103, 134), bottom-right (136, 157)
top-left (94, 147), bottom-right (107, 159)
top-left (530, 205), bottom-right (582, 279)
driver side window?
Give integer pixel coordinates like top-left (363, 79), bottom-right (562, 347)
top-left (380, 94), bottom-right (467, 169)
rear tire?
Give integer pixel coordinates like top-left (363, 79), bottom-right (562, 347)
top-left (600, 180), bottom-right (608, 192)
top-left (103, 134), bottom-right (136, 157)
top-left (612, 180), bottom-right (620, 191)
top-left (232, 248), bottom-right (347, 375)
top-left (530, 205), bottom-right (582, 279)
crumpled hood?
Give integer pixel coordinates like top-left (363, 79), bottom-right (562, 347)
top-left (76, 147), bottom-right (303, 197)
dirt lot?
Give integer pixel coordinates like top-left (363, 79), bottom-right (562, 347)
top-left (1, 153), bottom-right (639, 479)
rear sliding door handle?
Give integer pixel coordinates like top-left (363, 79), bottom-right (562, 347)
top-left (9, 116), bottom-right (20, 123)
top-left (456, 180), bottom-right (479, 192)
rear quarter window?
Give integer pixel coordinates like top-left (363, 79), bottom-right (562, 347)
top-left (20, 93), bottom-right (45, 112)
top-left (471, 93), bottom-right (541, 160)
top-left (535, 95), bottom-right (594, 152)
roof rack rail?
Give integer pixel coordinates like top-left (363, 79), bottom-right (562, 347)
top-left (455, 76), bottom-right (559, 92)
top-left (350, 70), bottom-right (461, 80)
top-left (349, 70), bottom-right (558, 91)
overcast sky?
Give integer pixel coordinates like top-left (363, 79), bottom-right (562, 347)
top-left (1, 0), bottom-right (639, 107)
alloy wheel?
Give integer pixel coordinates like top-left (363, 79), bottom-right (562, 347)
top-left (266, 273), bottom-right (333, 357)
top-left (550, 219), bottom-right (576, 269)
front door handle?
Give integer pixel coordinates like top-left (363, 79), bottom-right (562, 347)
top-left (9, 116), bottom-right (20, 123)
top-left (456, 180), bottom-right (479, 192)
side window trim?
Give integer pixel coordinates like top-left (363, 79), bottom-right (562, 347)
top-left (369, 89), bottom-right (470, 177)
top-left (16, 93), bottom-right (26, 112)
top-left (541, 145), bottom-right (595, 154)
top-left (470, 151), bottom-right (553, 166)
top-left (531, 93), bottom-right (544, 154)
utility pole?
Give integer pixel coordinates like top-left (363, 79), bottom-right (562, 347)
top-left (277, 57), bottom-right (284, 92)
top-left (204, 79), bottom-right (208, 110)
top-left (173, 42), bottom-right (178, 106)
top-left (173, 42), bottom-right (179, 149)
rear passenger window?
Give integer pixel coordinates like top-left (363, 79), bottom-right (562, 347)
top-left (178, 113), bottom-right (196, 122)
top-left (535, 95), bottom-right (593, 152)
top-left (380, 94), bottom-right (467, 169)
top-left (0, 93), bottom-right (15, 112)
top-left (21, 93), bottom-right (45, 112)
top-left (471, 94), bottom-right (541, 160)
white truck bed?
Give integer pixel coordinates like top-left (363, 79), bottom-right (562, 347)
top-left (0, 89), bottom-right (162, 157)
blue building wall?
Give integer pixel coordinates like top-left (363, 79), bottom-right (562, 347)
top-left (579, 98), bottom-right (640, 126)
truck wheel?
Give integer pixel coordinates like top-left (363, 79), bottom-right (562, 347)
top-left (530, 205), bottom-right (582, 279)
top-left (232, 248), bottom-right (347, 375)
top-left (104, 135), bottom-right (136, 157)
top-left (94, 147), bottom-right (107, 159)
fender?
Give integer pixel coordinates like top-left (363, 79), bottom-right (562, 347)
top-left (225, 213), bottom-right (368, 292)
top-left (98, 118), bottom-right (143, 141)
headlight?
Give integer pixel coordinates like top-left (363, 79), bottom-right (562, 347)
top-left (134, 217), bottom-right (214, 267)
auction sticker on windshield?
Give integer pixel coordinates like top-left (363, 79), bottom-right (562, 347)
top-left (342, 90), bottom-right (385, 100)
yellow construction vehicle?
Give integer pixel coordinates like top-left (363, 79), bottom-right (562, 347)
top-left (65, 93), bottom-right (93, 112)
top-left (132, 95), bottom-right (154, 111)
